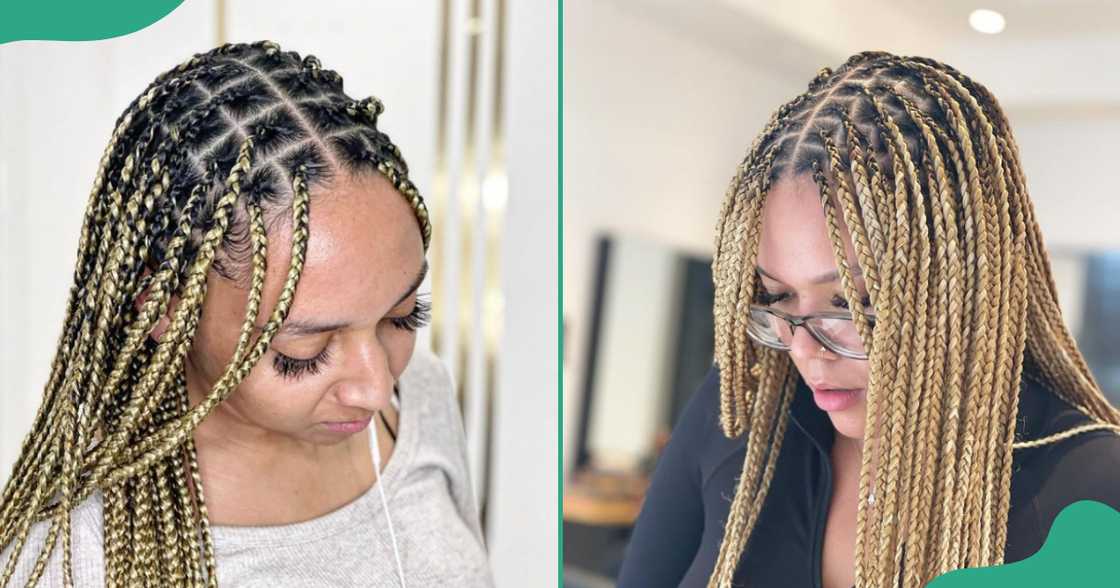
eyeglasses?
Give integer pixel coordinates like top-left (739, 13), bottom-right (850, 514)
top-left (746, 304), bottom-right (875, 360)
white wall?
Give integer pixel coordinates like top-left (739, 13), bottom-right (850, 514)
top-left (484, 0), bottom-right (559, 585)
top-left (1004, 108), bottom-right (1120, 252)
top-left (1000, 108), bottom-right (1120, 334)
top-left (225, 0), bottom-right (441, 201)
top-left (562, 0), bottom-right (806, 476)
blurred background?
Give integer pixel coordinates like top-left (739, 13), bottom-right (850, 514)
top-left (562, 1), bottom-right (1120, 585)
top-left (0, 0), bottom-right (556, 585)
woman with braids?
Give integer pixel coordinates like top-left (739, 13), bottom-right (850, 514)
top-left (0, 41), bottom-right (493, 587)
top-left (617, 51), bottom-right (1120, 588)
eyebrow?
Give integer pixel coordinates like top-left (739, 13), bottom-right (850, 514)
top-left (257, 260), bottom-right (429, 337)
top-left (755, 264), bottom-right (863, 285)
top-left (393, 259), bottom-right (429, 307)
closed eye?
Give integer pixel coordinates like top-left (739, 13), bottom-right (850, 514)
top-left (389, 294), bottom-right (431, 332)
top-left (755, 289), bottom-right (791, 306)
top-left (831, 293), bottom-right (872, 309)
top-left (273, 345), bottom-right (332, 381)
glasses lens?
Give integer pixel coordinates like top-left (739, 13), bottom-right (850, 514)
top-left (747, 307), bottom-right (791, 349)
top-left (809, 315), bottom-right (869, 357)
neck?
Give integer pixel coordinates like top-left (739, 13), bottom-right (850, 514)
top-left (833, 431), bottom-right (864, 456)
top-left (831, 431), bottom-right (872, 479)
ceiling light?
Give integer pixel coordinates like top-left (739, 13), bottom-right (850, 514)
top-left (969, 9), bottom-right (1006, 34)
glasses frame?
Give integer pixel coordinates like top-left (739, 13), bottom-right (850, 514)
top-left (746, 304), bottom-right (874, 361)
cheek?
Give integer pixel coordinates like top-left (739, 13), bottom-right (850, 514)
top-left (188, 292), bottom-right (265, 397)
top-left (380, 327), bottom-right (418, 379)
top-left (848, 360), bottom-right (870, 388)
top-left (190, 313), bottom-right (240, 379)
top-left (229, 359), bottom-right (329, 427)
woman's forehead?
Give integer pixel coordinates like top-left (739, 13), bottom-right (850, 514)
top-left (257, 172), bottom-right (425, 321)
top-left (757, 174), bottom-right (858, 285)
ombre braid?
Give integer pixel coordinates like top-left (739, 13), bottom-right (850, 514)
top-left (709, 51), bottom-right (1120, 588)
top-left (0, 41), bottom-right (431, 587)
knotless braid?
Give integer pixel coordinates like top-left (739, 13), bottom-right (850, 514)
top-left (709, 51), bottom-right (1120, 587)
top-left (0, 41), bottom-right (431, 587)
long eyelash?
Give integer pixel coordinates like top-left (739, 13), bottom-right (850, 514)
top-left (755, 288), bottom-right (790, 305)
top-left (832, 294), bottom-right (873, 309)
top-left (390, 295), bottom-right (431, 332)
top-left (273, 345), bottom-right (332, 380)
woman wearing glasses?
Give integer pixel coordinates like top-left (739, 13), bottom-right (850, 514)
top-left (617, 52), bottom-right (1120, 588)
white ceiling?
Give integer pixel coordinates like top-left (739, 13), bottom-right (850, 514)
top-left (609, 0), bottom-right (1120, 111)
top-left (903, 0), bottom-right (1120, 40)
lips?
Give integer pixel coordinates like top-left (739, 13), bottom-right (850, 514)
top-left (807, 381), bottom-right (855, 393)
top-left (807, 382), bottom-right (864, 412)
top-left (322, 416), bottom-right (372, 434)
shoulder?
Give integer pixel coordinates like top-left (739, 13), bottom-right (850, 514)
top-left (666, 367), bottom-right (745, 484)
top-left (1012, 377), bottom-right (1120, 544)
top-left (0, 493), bottom-right (106, 585)
top-left (398, 346), bottom-right (470, 471)
top-left (397, 347), bottom-right (486, 538)
top-left (1031, 428), bottom-right (1120, 511)
top-left (1015, 372), bottom-right (1120, 511)
top-left (664, 367), bottom-right (727, 458)
top-left (401, 347), bottom-right (454, 403)
top-left (676, 366), bottom-right (723, 434)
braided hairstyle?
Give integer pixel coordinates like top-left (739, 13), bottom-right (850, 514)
top-left (0, 41), bottom-right (431, 587)
top-left (710, 51), bottom-right (1120, 587)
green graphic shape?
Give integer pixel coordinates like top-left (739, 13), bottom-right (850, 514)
top-left (1, 0), bottom-right (185, 45)
top-left (927, 500), bottom-right (1120, 587)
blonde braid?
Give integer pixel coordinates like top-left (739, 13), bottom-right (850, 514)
top-left (929, 66), bottom-right (1020, 565)
top-left (895, 99), bottom-right (961, 586)
top-left (709, 352), bottom-right (793, 587)
top-left (714, 174), bottom-right (752, 436)
top-left (858, 87), bottom-right (921, 582)
top-left (76, 137), bottom-right (257, 509)
top-left (838, 116), bottom-right (904, 583)
top-left (886, 80), bottom-right (988, 570)
top-left (728, 151), bottom-right (780, 437)
top-left (839, 117), bottom-right (887, 282)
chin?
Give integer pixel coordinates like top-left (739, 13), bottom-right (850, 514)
top-left (826, 409), bottom-right (866, 441)
top-left (307, 431), bottom-right (356, 446)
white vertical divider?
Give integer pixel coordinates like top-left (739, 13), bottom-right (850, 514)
top-left (439, 0), bottom-right (471, 385)
top-left (465, 0), bottom-right (500, 509)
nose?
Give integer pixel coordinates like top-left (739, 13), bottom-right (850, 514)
top-left (333, 336), bottom-right (395, 413)
top-left (787, 323), bottom-right (832, 363)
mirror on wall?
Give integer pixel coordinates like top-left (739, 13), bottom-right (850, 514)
top-left (572, 234), bottom-right (714, 475)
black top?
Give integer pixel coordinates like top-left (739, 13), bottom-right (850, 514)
top-left (617, 367), bottom-right (1120, 587)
